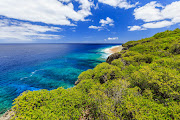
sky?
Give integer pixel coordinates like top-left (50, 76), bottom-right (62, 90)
top-left (0, 0), bottom-right (179, 43)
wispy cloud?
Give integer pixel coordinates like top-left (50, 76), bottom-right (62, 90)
top-left (88, 25), bottom-right (103, 31)
top-left (98, 0), bottom-right (139, 9)
top-left (104, 37), bottom-right (118, 41)
top-left (0, 19), bottom-right (62, 42)
top-left (128, 26), bottom-right (145, 31)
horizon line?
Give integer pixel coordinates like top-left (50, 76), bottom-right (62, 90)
top-left (0, 43), bottom-right (124, 44)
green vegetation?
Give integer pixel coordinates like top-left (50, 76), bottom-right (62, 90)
top-left (12, 29), bottom-right (180, 119)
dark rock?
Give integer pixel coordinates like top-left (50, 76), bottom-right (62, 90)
top-left (74, 79), bottom-right (81, 85)
top-left (164, 46), bottom-right (169, 50)
top-left (110, 72), bottom-right (116, 80)
top-left (121, 50), bottom-right (127, 54)
top-left (142, 40), bottom-right (150, 43)
top-left (100, 74), bottom-right (108, 84)
top-left (106, 53), bottom-right (122, 64)
top-left (127, 43), bottom-right (138, 49)
top-left (127, 44), bottom-right (134, 48)
top-left (171, 43), bottom-right (180, 54)
top-left (122, 47), bottom-right (128, 50)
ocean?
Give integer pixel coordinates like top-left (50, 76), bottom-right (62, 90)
top-left (0, 43), bottom-right (121, 115)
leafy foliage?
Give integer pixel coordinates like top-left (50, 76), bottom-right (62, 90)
top-left (12, 29), bottom-right (180, 120)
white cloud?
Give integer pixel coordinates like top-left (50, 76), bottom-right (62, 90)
top-left (107, 37), bottom-right (118, 40)
top-left (89, 25), bottom-right (102, 29)
top-left (161, 1), bottom-right (180, 21)
top-left (134, 1), bottom-right (164, 22)
top-left (100, 17), bottom-right (114, 26)
top-left (142, 21), bottom-right (173, 29)
top-left (89, 17), bottom-right (114, 31)
top-left (128, 25), bottom-right (145, 31)
top-left (98, 0), bottom-right (139, 9)
top-left (0, 0), bottom-right (94, 25)
top-left (129, 1), bottom-right (180, 31)
top-left (94, 3), bottom-right (99, 10)
top-left (0, 19), bottom-right (62, 42)
top-left (172, 17), bottom-right (180, 23)
top-left (58, 0), bottom-right (71, 2)
top-left (88, 25), bottom-right (102, 31)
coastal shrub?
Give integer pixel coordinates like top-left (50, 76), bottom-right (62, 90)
top-left (153, 56), bottom-right (180, 71)
top-left (169, 42), bottom-right (180, 54)
top-left (122, 50), bottom-right (140, 57)
top-left (119, 87), bottom-right (178, 120)
top-left (129, 66), bottom-right (180, 101)
top-left (121, 53), bottom-right (154, 66)
top-left (12, 28), bottom-right (180, 120)
top-left (89, 79), bottom-right (130, 119)
top-left (111, 58), bottom-right (124, 70)
top-left (153, 28), bottom-right (180, 39)
top-left (122, 40), bottom-right (137, 48)
top-left (12, 88), bottom-right (91, 120)
top-left (78, 69), bottom-right (94, 81)
top-left (128, 37), bottom-right (179, 57)
top-left (93, 62), bottom-right (122, 83)
top-left (153, 30), bottom-right (172, 39)
top-left (75, 79), bottom-right (95, 93)
top-left (133, 54), bottom-right (153, 64)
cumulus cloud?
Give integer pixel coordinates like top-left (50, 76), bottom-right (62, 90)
top-left (89, 17), bottom-right (114, 31)
top-left (98, 0), bottom-right (139, 9)
top-left (0, 0), bottom-right (94, 25)
top-left (134, 1), bottom-right (164, 22)
top-left (0, 19), bottom-right (62, 42)
top-left (100, 17), bottom-right (114, 26)
top-left (129, 1), bottom-right (180, 31)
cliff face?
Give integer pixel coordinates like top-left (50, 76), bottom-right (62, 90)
top-left (9, 29), bottom-right (180, 120)
top-left (106, 53), bottom-right (122, 64)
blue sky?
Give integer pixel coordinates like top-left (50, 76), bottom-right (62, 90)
top-left (0, 0), bottom-right (179, 43)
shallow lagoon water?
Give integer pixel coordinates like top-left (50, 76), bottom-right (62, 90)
top-left (0, 43), bottom-right (121, 114)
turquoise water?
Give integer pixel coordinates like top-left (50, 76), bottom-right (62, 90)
top-left (0, 44), bottom-right (121, 115)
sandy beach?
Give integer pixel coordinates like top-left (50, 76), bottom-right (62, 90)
top-left (104, 45), bottom-right (123, 54)
top-left (109, 45), bottom-right (123, 53)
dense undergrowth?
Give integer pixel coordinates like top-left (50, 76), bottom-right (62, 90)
top-left (12, 29), bottom-right (180, 119)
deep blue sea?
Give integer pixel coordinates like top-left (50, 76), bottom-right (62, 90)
top-left (0, 43), bottom-right (121, 115)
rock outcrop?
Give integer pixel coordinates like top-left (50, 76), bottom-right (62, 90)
top-left (74, 79), bottom-right (81, 85)
top-left (99, 74), bottom-right (108, 84)
top-left (0, 109), bottom-right (14, 120)
top-left (106, 53), bottom-right (122, 64)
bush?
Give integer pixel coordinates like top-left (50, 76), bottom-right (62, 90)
top-left (78, 69), bottom-right (94, 80)
top-left (93, 63), bottom-right (122, 83)
top-left (111, 58), bottom-right (124, 70)
top-left (169, 42), bottom-right (180, 54)
top-left (129, 66), bottom-right (180, 101)
top-left (12, 88), bottom-right (91, 120)
top-left (12, 28), bottom-right (180, 120)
